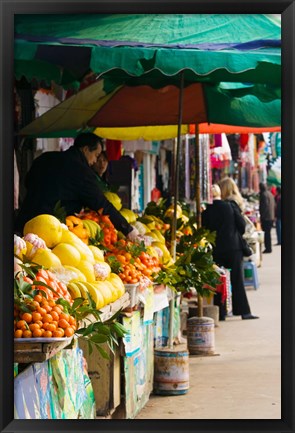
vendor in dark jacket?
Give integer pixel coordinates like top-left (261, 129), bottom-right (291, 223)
top-left (202, 183), bottom-right (258, 320)
top-left (15, 133), bottom-right (139, 241)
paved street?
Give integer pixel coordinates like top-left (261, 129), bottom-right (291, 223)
top-left (136, 235), bottom-right (281, 419)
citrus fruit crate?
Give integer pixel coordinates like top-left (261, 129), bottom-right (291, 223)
top-left (14, 336), bottom-right (73, 363)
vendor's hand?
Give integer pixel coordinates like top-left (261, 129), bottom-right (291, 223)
top-left (127, 227), bottom-right (140, 242)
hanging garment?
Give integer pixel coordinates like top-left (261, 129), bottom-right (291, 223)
top-left (105, 139), bottom-right (122, 160)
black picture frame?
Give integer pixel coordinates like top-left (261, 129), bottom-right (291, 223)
top-left (1, 1), bottom-right (294, 432)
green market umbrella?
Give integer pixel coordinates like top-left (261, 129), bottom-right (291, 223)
top-left (19, 78), bottom-right (281, 138)
top-left (16, 14), bottom-right (281, 140)
top-left (15, 14), bottom-right (281, 90)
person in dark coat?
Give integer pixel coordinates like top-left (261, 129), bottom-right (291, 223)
top-left (202, 183), bottom-right (259, 320)
top-left (259, 183), bottom-right (275, 253)
top-left (15, 133), bottom-right (139, 241)
top-left (275, 186), bottom-right (281, 245)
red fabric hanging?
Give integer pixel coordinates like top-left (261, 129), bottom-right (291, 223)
top-left (215, 274), bottom-right (227, 303)
top-left (214, 134), bottom-right (222, 147)
top-left (105, 139), bottom-right (122, 161)
top-left (239, 133), bottom-right (249, 150)
top-left (151, 187), bottom-right (162, 203)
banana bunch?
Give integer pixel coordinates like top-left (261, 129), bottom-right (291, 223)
top-left (82, 219), bottom-right (101, 239)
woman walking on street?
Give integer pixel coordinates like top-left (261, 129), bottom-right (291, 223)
top-left (259, 183), bottom-right (275, 253)
top-left (202, 181), bottom-right (259, 320)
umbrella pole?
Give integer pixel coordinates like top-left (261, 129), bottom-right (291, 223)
top-left (168, 72), bottom-right (184, 349)
top-left (195, 124), bottom-right (203, 317)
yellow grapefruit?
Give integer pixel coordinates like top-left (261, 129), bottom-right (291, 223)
top-left (63, 265), bottom-right (87, 282)
top-left (76, 260), bottom-right (96, 282)
top-left (108, 273), bottom-right (126, 297)
top-left (83, 282), bottom-right (105, 309)
top-left (94, 280), bottom-right (116, 304)
top-left (88, 245), bottom-right (105, 262)
top-left (23, 214), bottom-right (62, 248)
top-left (31, 248), bottom-right (62, 269)
top-left (60, 228), bottom-right (95, 264)
top-left (51, 243), bottom-right (81, 267)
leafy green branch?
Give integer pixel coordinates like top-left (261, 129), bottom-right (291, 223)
top-left (126, 240), bottom-right (146, 257)
top-left (56, 296), bottom-right (128, 359)
top-left (105, 254), bottom-right (123, 274)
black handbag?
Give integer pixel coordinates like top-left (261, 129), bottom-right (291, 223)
top-left (228, 199), bottom-right (254, 257)
top-left (239, 233), bottom-right (253, 257)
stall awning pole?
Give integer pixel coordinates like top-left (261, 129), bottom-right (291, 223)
top-left (168, 72), bottom-right (184, 349)
top-left (195, 124), bottom-right (203, 317)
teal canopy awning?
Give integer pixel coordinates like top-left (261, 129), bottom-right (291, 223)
top-left (15, 14), bottom-right (281, 89)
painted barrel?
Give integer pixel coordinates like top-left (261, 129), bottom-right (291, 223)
top-left (153, 345), bottom-right (189, 395)
top-left (187, 316), bottom-right (215, 355)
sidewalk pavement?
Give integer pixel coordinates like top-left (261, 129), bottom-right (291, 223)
top-left (136, 238), bottom-right (281, 419)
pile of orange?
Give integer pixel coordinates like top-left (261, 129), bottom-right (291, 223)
top-left (14, 294), bottom-right (77, 339)
top-left (66, 215), bottom-right (89, 244)
top-left (105, 241), bottom-right (161, 284)
top-left (79, 209), bottom-right (118, 247)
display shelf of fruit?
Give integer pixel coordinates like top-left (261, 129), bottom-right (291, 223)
top-left (14, 281), bottom-right (77, 340)
top-left (14, 271), bottom-right (128, 361)
top-left (14, 337), bottom-right (74, 363)
top-left (15, 214), bottom-right (129, 312)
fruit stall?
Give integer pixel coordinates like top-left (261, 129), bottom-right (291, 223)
top-left (13, 190), bottom-right (221, 419)
top-left (13, 195), bottom-right (173, 419)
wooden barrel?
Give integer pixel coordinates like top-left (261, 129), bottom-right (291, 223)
top-left (153, 345), bottom-right (189, 395)
top-left (187, 316), bottom-right (215, 355)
